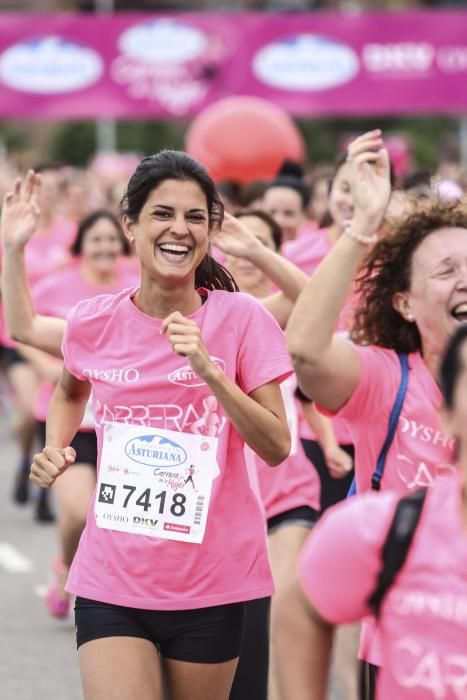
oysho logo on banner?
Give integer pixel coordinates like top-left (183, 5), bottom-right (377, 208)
top-left (0, 36), bottom-right (103, 93)
top-left (253, 34), bottom-right (359, 91)
top-left (125, 434), bottom-right (187, 468)
top-left (168, 357), bottom-right (225, 388)
top-left (83, 368), bottom-right (140, 383)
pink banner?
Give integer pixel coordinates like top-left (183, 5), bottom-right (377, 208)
top-left (0, 11), bottom-right (466, 118)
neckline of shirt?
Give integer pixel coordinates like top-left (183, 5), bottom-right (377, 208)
top-left (124, 288), bottom-right (210, 327)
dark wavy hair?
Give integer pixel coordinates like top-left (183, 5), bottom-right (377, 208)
top-left (70, 209), bottom-right (130, 257)
top-left (120, 150), bottom-right (238, 292)
top-left (350, 198), bottom-right (467, 353)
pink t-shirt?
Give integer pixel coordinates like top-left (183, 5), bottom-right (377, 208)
top-left (62, 288), bottom-right (292, 609)
top-left (255, 376), bottom-right (320, 519)
top-left (328, 346), bottom-right (456, 495)
top-left (32, 262), bottom-right (139, 423)
top-left (255, 439), bottom-right (320, 519)
top-left (282, 226), bottom-right (331, 277)
top-left (299, 472), bottom-right (467, 700)
top-left (322, 345), bottom-right (457, 665)
top-left (25, 218), bottom-right (76, 287)
top-left (294, 221), bottom-right (320, 240)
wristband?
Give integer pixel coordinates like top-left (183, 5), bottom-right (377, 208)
top-left (343, 221), bottom-right (377, 246)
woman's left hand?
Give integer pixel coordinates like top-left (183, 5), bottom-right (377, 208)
top-left (161, 311), bottom-right (217, 381)
top-left (213, 212), bottom-right (262, 260)
top-left (323, 444), bottom-right (353, 479)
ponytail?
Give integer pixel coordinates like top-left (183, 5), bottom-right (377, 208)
top-left (195, 251), bottom-right (239, 292)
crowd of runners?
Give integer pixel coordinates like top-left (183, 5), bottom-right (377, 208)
top-left (1, 129), bottom-right (467, 700)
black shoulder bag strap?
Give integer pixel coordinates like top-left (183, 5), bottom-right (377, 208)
top-left (359, 487), bottom-right (428, 700)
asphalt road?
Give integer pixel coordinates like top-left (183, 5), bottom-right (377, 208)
top-left (0, 406), bottom-right (81, 700)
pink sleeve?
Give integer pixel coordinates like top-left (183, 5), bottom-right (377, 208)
top-left (61, 305), bottom-right (85, 380)
top-left (32, 278), bottom-right (57, 316)
top-left (320, 345), bottom-right (400, 423)
top-left (298, 491), bottom-right (398, 624)
top-left (235, 294), bottom-right (292, 394)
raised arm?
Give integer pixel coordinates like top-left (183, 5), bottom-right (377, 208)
top-left (1, 170), bottom-right (65, 358)
top-left (286, 131), bottom-right (391, 411)
top-left (214, 213), bottom-right (308, 326)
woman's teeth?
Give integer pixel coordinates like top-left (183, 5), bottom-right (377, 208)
top-left (158, 243), bottom-right (191, 258)
top-left (451, 303), bottom-right (467, 321)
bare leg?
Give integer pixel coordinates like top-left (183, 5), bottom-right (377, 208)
top-left (333, 623), bottom-right (360, 700)
top-left (268, 525), bottom-right (311, 700)
top-left (79, 636), bottom-right (162, 700)
top-left (6, 362), bottom-right (38, 460)
top-left (7, 363), bottom-right (38, 504)
top-left (163, 657), bottom-right (238, 700)
top-left (275, 580), bottom-right (333, 700)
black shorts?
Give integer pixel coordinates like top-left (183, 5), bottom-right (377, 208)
top-left (74, 597), bottom-right (246, 664)
top-left (267, 505), bottom-right (319, 535)
top-left (0, 346), bottom-right (26, 370)
top-left (301, 439), bottom-right (355, 512)
top-left (37, 422), bottom-right (98, 468)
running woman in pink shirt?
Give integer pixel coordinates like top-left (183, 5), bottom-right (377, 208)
top-left (1, 164), bottom-right (76, 521)
top-left (286, 130), bottom-right (465, 688)
top-left (1, 187), bottom-right (137, 620)
top-left (279, 323), bottom-right (467, 700)
top-left (28, 151), bottom-right (291, 700)
top-left (217, 207), bottom-right (357, 700)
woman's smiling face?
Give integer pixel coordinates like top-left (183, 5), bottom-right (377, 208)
top-left (396, 227), bottom-right (467, 358)
top-left (81, 216), bottom-right (123, 274)
top-left (124, 178), bottom-right (210, 285)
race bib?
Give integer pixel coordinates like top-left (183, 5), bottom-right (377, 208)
top-left (95, 422), bottom-right (219, 544)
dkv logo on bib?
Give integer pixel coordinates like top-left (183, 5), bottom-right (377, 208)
top-left (125, 434), bottom-right (187, 468)
top-left (168, 357), bottom-right (225, 387)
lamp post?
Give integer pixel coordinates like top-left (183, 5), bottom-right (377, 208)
top-left (95, 0), bottom-right (117, 153)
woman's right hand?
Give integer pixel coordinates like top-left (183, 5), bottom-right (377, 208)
top-left (346, 130), bottom-right (391, 232)
top-left (1, 170), bottom-right (41, 252)
top-left (30, 445), bottom-right (76, 488)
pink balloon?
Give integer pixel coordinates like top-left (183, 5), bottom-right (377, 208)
top-left (186, 96), bottom-right (305, 184)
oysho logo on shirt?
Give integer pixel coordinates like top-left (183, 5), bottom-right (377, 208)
top-left (83, 368), bottom-right (140, 383)
top-left (168, 357), bottom-right (225, 387)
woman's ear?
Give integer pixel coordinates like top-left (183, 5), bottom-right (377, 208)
top-left (392, 292), bottom-right (414, 323)
top-left (122, 215), bottom-right (134, 246)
